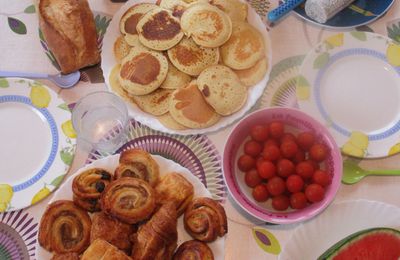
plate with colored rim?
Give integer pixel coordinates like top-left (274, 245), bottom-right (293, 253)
top-left (292, 0), bottom-right (395, 29)
top-left (101, 0), bottom-right (272, 135)
top-left (296, 32), bottom-right (400, 158)
top-left (0, 78), bottom-right (76, 212)
top-left (35, 154), bottom-right (224, 260)
top-left (279, 200), bottom-right (400, 260)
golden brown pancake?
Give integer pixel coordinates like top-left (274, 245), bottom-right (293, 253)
top-left (109, 64), bottom-right (132, 101)
top-left (157, 112), bottom-right (188, 130)
top-left (120, 3), bottom-right (158, 35)
top-left (233, 57), bottom-right (268, 86)
top-left (167, 37), bottom-right (219, 76)
top-left (123, 34), bottom-right (149, 51)
top-left (220, 21), bottom-right (265, 70)
top-left (180, 3), bottom-right (232, 48)
top-left (197, 64), bottom-right (247, 116)
top-left (161, 61), bottom-right (192, 89)
top-left (114, 36), bottom-right (131, 63)
top-left (209, 0), bottom-right (248, 21)
top-left (118, 48), bottom-right (168, 95)
top-left (130, 88), bottom-right (173, 116)
top-left (169, 80), bottom-right (220, 128)
top-left (136, 8), bottom-right (184, 51)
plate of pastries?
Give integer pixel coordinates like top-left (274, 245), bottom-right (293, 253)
top-left (102, 0), bottom-right (272, 134)
top-left (36, 148), bottom-right (227, 259)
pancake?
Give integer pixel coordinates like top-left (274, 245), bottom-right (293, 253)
top-left (123, 34), bottom-right (149, 51)
top-left (157, 112), bottom-right (188, 130)
top-left (130, 88), bottom-right (173, 116)
top-left (161, 61), bottom-right (192, 89)
top-left (136, 8), bottom-right (184, 51)
top-left (169, 80), bottom-right (220, 128)
top-left (157, 0), bottom-right (188, 18)
top-left (220, 21), bottom-right (265, 70)
top-left (114, 36), bottom-right (132, 63)
top-left (197, 64), bottom-right (247, 116)
top-left (210, 0), bottom-right (248, 21)
top-left (233, 57), bottom-right (268, 86)
top-left (120, 3), bottom-right (158, 35)
top-left (167, 37), bottom-right (219, 76)
top-left (109, 64), bottom-right (137, 107)
top-left (118, 48), bottom-right (168, 95)
top-left (180, 3), bottom-right (232, 48)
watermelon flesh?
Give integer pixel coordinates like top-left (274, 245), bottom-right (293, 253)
top-left (318, 228), bottom-right (400, 260)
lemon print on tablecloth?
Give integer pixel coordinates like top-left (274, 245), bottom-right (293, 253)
top-left (0, 184), bottom-right (13, 212)
top-left (388, 143), bottom-right (400, 156)
top-left (30, 84), bottom-right (51, 108)
top-left (386, 43), bottom-right (400, 67)
top-left (31, 185), bottom-right (51, 205)
top-left (61, 120), bottom-right (77, 138)
top-left (325, 33), bottom-right (344, 48)
top-left (252, 227), bottom-right (281, 255)
top-left (296, 75), bottom-right (311, 100)
top-left (341, 131), bottom-right (369, 157)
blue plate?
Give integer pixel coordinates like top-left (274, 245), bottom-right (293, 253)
top-left (294, 0), bottom-right (395, 29)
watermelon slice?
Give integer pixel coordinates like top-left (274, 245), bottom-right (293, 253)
top-left (318, 227), bottom-right (400, 260)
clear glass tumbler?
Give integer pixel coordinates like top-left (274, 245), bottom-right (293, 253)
top-left (72, 91), bottom-right (129, 152)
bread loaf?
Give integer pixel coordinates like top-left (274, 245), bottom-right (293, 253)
top-left (39, 0), bottom-right (100, 74)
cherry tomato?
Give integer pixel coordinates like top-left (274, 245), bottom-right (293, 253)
top-left (305, 183), bottom-right (325, 203)
top-left (293, 150), bottom-right (306, 164)
top-left (245, 169), bottom-right (262, 188)
top-left (280, 133), bottom-right (296, 143)
top-left (312, 170), bottom-right (331, 187)
top-left (280, 140), bottom-right (299, 159)
top-left (276, 159), bottom-right (295, 178)
top-left (244, 140), bottom-right (262, 157)
top-left (252, 184), bottom-right (269, 202)
top-left (238, 154), bottom-right (256, 172)
top-left (272, 195), bottom-right (290, 211)
top-left (263, 145), bottom-right (281, 161)
top-left (269, 121), bottom-right (285, 139)
top-left (257, 160), bottom-right (276, 179)
top-left (286, 174), bottom-right (304, 193)
top-left (309, 143), bottom-right (329, 162)
top-left (264, 139), bottom-right (279, 148)
top-left (296, 161), bottom-right (314, 179)
top-left (290, 192), bottom-right (308, 209)
top-left (266, 176), bottom-right (286, 196)
top-left (251, 125), bottom-right (269, 142)
top-left (297, 132), bottom-right (315, 151)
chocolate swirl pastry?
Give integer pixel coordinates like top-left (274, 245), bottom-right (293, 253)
top-left (131, 202), bottom-right (178, 260)
top-left (38, 200), bottom-right (92, 254)
top-left (114, 149), bottom-right (160, 187)
top-left (100, 177), bottom-right (156, 224)
top-left (184, 197), bottom-right (227, 242)
top-left (173, 240), bottom-right (214, 260)
top-left (72, 168), bottom-right (112, 212)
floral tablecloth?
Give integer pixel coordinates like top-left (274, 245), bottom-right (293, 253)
top-left (0, 0), bottom-right (400, 259)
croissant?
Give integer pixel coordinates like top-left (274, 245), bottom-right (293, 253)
top-left (38, 200), bottom-right (91, 254)
top-left (184, 197), bottom-right (227, 242)
top-left (72, 168), bottom-right (113, 212)
top-left (100, 177), bottom-right (156, 224)
top-left (51, 252), bottom-right (79, 260)
top-left (155, 172), bottom-right (194, 216)
top-left (173, 240), bottom-right (214, 260)
top-left (90, 212), bottom-right (136, 254)
top-left (131, 202), bottom-right (178, 260)
top-left (81, 239), bottom-right (131, 260)
top-left (114, 149), bottom-right (160, 187)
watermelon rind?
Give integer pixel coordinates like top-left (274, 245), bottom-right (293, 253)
top-left (318, 227), bottom-right (400, 260)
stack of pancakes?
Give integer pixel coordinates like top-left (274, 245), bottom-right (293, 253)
top-left (111, 0), bottom-right (269, 130)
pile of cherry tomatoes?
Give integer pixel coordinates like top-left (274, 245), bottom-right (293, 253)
top-left (237, 121), bottom-right (331, 211)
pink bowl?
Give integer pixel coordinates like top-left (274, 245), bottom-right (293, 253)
top-left (223, 107), bottom-right (342, 224)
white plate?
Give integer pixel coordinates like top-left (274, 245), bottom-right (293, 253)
top-left (35, 154), bottom-right (224, 259)
top-left (101, 0), bottom-right (272, 135)
top-left (0, 78), bottom-right (75, 212)
top-left (279, 199), bottom-right (400, 260)
top-left (297, 32), bottom-right (400, 158)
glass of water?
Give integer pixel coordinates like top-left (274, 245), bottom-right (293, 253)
top-left (72, 91), bottom-right (129, 152)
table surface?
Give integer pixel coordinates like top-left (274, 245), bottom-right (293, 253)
top-left (0, 0), bottom-right (400, 259)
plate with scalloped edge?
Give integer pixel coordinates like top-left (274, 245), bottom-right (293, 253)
top-left (35, 154), bottom-right (224, 260)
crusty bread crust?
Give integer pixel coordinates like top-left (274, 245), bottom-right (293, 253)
top-left (39, 0), bottom-right (100, 74)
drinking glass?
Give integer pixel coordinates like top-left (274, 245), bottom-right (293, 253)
top-left (72, 91), bottom-right (129, 152)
